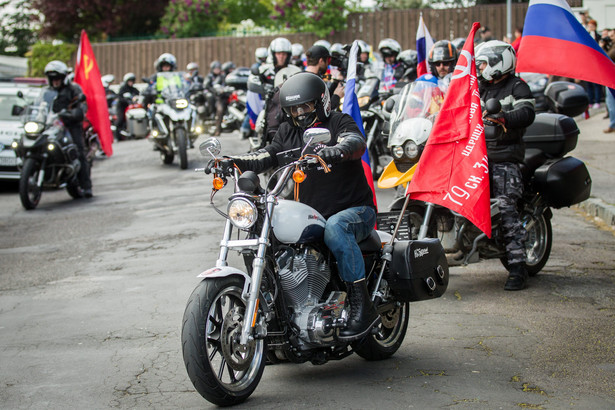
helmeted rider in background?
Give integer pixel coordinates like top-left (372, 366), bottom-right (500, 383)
top-left (420, 40), bottom-right (458, 93)
top-left (476, 40), bottom-right (536, 291)
top-left (217, 72), bottom-right (380, 340)
top-left (44, 60), bottom-right (92, 198)
top-left (205, 61), bottom-right (226, 135)
top-left (144, 53), bottom-right (180, 106)
top-left (378, 38), bottom-right (412, 92)
top-left (186, 62), bottom-right (204, 85)
top-left (115, 72), bottom-right (140, 140)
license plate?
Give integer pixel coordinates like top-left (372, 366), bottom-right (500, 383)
top-left (0, 150), bottom-right (18, 166)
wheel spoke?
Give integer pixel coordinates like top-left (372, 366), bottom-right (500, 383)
top-left (217, 357), bottom-right (227, 380)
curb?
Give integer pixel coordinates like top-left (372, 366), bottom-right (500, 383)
top-left (574, 198), bottom-right (615, 228)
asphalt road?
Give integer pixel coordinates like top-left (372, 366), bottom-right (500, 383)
top-left (0, 131), bottom-right (614, 409)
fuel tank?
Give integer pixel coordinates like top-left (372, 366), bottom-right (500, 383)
top-left (271, 199), bottom-right (326, 244)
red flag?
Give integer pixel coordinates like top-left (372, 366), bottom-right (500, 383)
top-left (407, 22), bottom-right (491, 238)
top-left (74, 30), bottom-right (113, 157)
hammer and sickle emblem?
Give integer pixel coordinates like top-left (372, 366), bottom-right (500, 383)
top-left (83, 55), bottom-right (94, 80)
top-left (452, 50), bottom-right (472, 80)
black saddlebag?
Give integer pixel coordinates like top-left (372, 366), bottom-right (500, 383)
top-left (523, 113), bottom-right (579, 158)
top-left (387, 238), bottom-right (449, 302)
top-left (545, 81), bottom-right (589, 118)
top-left (533, 156), bottom-right (592, 208)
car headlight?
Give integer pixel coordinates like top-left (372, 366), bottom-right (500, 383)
top-left (227, 198), bottom-right (257, 229)
top-left (174, 99), bottom-right (189, 109)
top-left (24, 121), bottom-right (43, 135)
top-left (404, 141), bottom-right (419, 159)
top-left (392, 146), bottom-right (404, 159)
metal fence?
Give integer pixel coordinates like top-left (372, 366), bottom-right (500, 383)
top-left (91, 3), bottom-right (534, 80)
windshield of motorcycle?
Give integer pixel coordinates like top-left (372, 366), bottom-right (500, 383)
top-left (22, 89), bottom-right (56, 125)
top-left (157, 72), bottom-right (189, 102)
top-left (388, 81), bottom-right (444, 146)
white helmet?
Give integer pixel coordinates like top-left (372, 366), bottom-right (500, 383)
top-left (291, 43), bottom-right (304, 57)
top-left (269, 37), bottom-right (292, 67)
top-left (101, 74), bottom-right (115, 88)
top-left (313, 39), bottom-right (331, 53)
top-left (255, 47), bottom-right (268, 63)
top-left (123, 72), bottom-right (136, 83)
top-left (378, 38), bottom-right (402, 58)
top-left (475, 40), bottom-right (516, 82)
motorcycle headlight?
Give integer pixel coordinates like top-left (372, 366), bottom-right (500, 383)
top-left (358, 96), bottom-right (371, 108)
top-left (404, 141), bottom-right (419, 159)
top-left (227, 198), bottom-right (257, 230)
top-left (24, 121), bottom-right (43, 136)
top-left (392, 146), bottom-right (404, 159)
top-left (174, 99), bottom-right (189, 109)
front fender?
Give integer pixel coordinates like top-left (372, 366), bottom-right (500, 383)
top-left (197, 266), bottom-right (251, 300)
top-left (378, 161), bottom-right (417, 189)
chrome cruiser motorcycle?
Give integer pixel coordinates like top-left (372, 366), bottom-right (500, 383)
top-left (12, 89), bottom-right (85, 210)
top-left (378, 81), bottom-right (592, 276)
top-left (182, 130), bottom-right (450, 406)
top-left (148, 72), bottom-right (197, 169)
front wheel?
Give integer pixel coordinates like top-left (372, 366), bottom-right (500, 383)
top-left (182, 276), bottom-right (266, 406)
top-left (500, 210), bottom-right (552, 276)
top-left (176, 128), bottom-right (188, 170)
top-left (19, 158), bottom-right (42, 210)
top-left (353, 301), bottom-right (409, 361)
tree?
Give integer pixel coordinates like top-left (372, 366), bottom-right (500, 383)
top-left (0, 0), bottom-right (41, 56)
top-left (32, 0), bottom-right (169, 42)
top-left (270, 0), bottom-right (363, 37)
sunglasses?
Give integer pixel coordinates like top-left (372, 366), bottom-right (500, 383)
top-left (434, 62), bottom-right (449, 67)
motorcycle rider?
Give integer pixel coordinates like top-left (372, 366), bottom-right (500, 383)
top-left (291, 43), bottom-right (305, 68)
top-left (186, 62), bottom-right (204, 85)
top-left (205, 61), bottom-right (226, 135)
top-left (44, 60), bottom-right (93, 198)
top-left (305, 45), bottom-right (345, 110)
top-left (378, 38), bottom-right (410, 92)
top-left (424, 40), bottom-right (458, 92)
top-left (476, 40), bottom-right (536, 291)
top-left (215, 72), bottom-right (380, 340)
top-left (144, 53), bottom-right (179, 105)
top-left (115, 72), bottom-right (140, 141)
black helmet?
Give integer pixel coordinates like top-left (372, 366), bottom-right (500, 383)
top-left (221, 61), bottom-right (236, 75)
top-left (279, 72), bottom-right (331, 129)
top-left (210, 60), bottom-right (222, 73)
top-left (428, 40), bottom-right (457, 78)
top-left (44, 60), bottom-right (68, 87)
top-left (155, 53), bottom-right (177, 72)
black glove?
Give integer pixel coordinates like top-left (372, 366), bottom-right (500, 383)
top-left (58, 109), bottom-right (73, 123)
top-left (483, 111), bottom-right (506, 127)
top-left (318, 146), bottom-right (344, 164)
top-left (205, 158), bottom-right (235, 174)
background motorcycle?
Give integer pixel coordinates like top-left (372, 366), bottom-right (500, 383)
top-left (12, 90), bottom-right (86, 210)
top-left (378, 81), bottom-right (592, 276)
top-left (147, 72), bottom-right (196, 170)
top-left (181, 130), bottom-right (449, 406)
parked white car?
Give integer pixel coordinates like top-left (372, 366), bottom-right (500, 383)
top-left (0, 82), bottom-right (43, 180)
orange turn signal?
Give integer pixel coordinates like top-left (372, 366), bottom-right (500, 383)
top-left (292, 169), bottom-right (306, 183)
top-left (213, 177), bottom-right (225, 190)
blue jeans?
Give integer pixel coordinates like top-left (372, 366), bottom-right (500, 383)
top-left (606, 88), bottom-right (615, 129)
top-left (323, 206), bottom-right (377, 282)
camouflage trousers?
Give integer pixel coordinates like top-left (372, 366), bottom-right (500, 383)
top-left (490, 162), bottom-right (526, 267)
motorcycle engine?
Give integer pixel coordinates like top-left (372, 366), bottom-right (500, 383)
top-left (276, 246), bottom-right (345, 347)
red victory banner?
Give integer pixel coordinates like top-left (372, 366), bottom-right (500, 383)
top-left (74, 30), bottom-right (113, 157)
top-left (407, 22), bottom-right (491, 238)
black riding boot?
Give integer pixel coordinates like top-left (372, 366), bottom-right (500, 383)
top-left (338, 279), bottom-right (381, 341)
top-left (504, 263), bottom-right (528, 291)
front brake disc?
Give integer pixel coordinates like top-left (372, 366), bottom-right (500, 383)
top-left (220, 306), bottom-right (256, 372)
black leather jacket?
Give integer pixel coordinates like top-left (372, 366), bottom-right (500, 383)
top-left (231, 111), bottom-right (375, 218)
top-left (479, 75), bottom-right (535, 163)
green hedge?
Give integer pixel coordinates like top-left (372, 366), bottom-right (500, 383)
top-left (28, 42), bottom-right (77, 77)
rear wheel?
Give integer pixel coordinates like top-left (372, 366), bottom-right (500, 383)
top-left (182, 276), bottom-right (266, 406)
top-left (19, 158), bottom-right (42, 210)
top-left (176, 128), bottom-right (188, 170)
top-left (501, 211), bottom-right (552, 276)
top-left (353, 301), bottom-right (409, 361)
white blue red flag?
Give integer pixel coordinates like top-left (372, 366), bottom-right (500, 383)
top-left (246, 90), bottom-right (264, 128)
top-left (517, 0), bottom-right (615, 90)
top-left (343, 40), bottom-right (377, 209)
top-left (416, 14), bottom-right (434, 77)
top-left (407, 23), bottom-right (491, 238)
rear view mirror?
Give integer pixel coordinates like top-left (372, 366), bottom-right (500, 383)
top-left (199, 137), bottom-right (221, 157)
top-left (303, 127), bottom-right (331, 146)
top-left (11, 105), bottom-right (24, 116)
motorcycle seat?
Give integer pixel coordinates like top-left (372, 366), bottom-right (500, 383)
top-left (359, 230), bottom-right (383, 253)
top-left (521, 148), bottom-right (547, 181)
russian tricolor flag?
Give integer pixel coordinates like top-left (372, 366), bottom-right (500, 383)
top-left (416, 14), bottom-right (434, 77)
top-left (517, 0), bottom-right (615, 90)
top-left (343, 40), bottom-right (377, 209)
